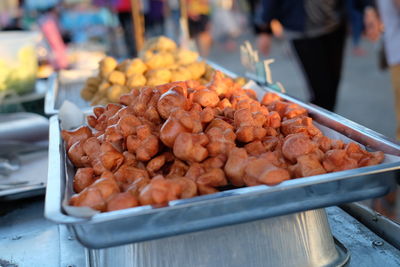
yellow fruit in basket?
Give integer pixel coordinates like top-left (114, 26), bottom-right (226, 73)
top-left (143, 36), bottom-right (177, 53)
top-left (145, 68), bottom-right (172, 82)
top-left (125, 58), bottom-right (147, 76)
top-left (141, 50), bottom-right (153, 61)
top-left (121, 85), bottom-right (131, 95)
top-left (168, 63), bottom-right (180, 70)
top-left (99, 56), bottom-right (118, 78)
top-left (145, 52), bottom-right (174, 70)
top-left (86, 76), bottom-right (102, 87)
top-left (98, 81), bottom-right (111, 94)
top-left (126, 73), bottom-right (147, 88)
top-left (186, 61), bottom-right (206, 80)
top-left (87, 84), bottom-right (99, 94)
top-left (170, 67), bottom-right (192, 82)
top-left (81, 86), bottom-right (96, 101)
top-left (174, 49), bottom-right (199, 65)
top-left (147, 78), bottom-right (170, 86)
top-left (91, 93), bottom-right (104, 105)
top-left (116, 59), bottom-right (130, 71)
top-left (107, 84), bottom-right (123, 102)
top-left (97, 97), bottom-right (109, 106)
top-left (108, 70), bottom-right (126, 85)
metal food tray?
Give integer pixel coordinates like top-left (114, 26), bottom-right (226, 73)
top-left (45, 86), bottom-right (400, 249)
top-left (0, 112), bottom-right (49, 201)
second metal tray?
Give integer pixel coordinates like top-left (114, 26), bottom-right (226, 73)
top-left (45, 71), bottom-right (94, 115)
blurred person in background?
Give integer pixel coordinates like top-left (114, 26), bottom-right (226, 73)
top-left (0, 0), bottom-right (22, 30)
top-left (246, 0), bottom-right (261, 34)
top-left (211, 0), bottom-right (245, 52)
top-left (348, 0), bottom-right (367, 56)
top-left (144, 0), bottom-right (165, 38)
top-left (165, 0), bottom-right (180, 41)
top-left (372, 0), bottom-right (400, 220)
top-left (377, 0), bottom-right (400, 141)
top-left (111, 0), bottom-right (136, 57)
top-left (187, 0), bottom-right (212, 56)
top-left (256, 0), bottom-right (381, 111)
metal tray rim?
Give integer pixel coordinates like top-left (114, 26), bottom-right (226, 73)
top-left (44, 73), bottom-right (58, 115)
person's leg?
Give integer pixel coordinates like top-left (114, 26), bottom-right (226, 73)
top-left (322, 23), bottom-right (347, 110)
top-left (292, 36), bottom-right (335, 110)
top-left (371, 66), bottom-right (400, 221)
top-left (390, 64), bottom-right (400, 140)
top-left (118, 12), bottom-right (136, 57)
top-left (351, 10), bottom-right (366, 56)
top-left (197, 29), bottom-right (212, 56)
top-left (172, 9), bottom-right (180, 41)
top-left (189, 15), bottom-right (212, 57)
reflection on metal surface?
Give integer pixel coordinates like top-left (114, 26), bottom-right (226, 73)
top-left (88, 209), bottom-right (349, 267)
top-left (0, 153), bottom-right (20, 176)
top-left (5, 198), bottom-right (400, 267)
top-left (327, 207), bottom-right (400, 266)
top-left (0, 112), bottom-right (48, 142)
top-left (0, 150), bottom-right (47, 200)
top-left (0, 112), bottom-right (48, 200)
top-left (340, 203), bottom-right (400, 250)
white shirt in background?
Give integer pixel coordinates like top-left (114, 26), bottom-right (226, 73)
top-left (168, 0), bottom-right (180, 10)
top-left (378, 0), bottom-right (400, 66)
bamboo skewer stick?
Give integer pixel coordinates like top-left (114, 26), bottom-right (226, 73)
top-left (130, 0), bottom-right (145, 52)
top-left (179, 0), bottom-right (191, 48)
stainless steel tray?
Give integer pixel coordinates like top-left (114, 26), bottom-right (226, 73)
top-left (0, 113), bottom-right (49, 201)
top-left (0, 148), bottom-right (48, 201)
top-left (45, 85), bottom-right (400, 249)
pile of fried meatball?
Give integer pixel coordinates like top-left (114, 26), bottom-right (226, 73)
top-left (63, 71), bottom-right (384, 212)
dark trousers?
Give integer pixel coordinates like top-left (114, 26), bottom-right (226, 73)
top-left (118, 12), bottom-right (137, 57)
top-left (291, 23), bottom-right (346, 111)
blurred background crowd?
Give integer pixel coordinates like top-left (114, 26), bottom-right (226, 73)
top-left (0, 0), bottom-right (399, 220)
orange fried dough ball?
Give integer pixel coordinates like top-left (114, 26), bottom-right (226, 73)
top-left (173, 132), bottom-right (209, 162)
top-left (106, 192), bottom-right (139, 212)
top-left (139, 175), bottom-right (182, 205)
top-left (73, 167), bottom-right (96, 193)
top-left (61, 126), bottom-right (93, 150)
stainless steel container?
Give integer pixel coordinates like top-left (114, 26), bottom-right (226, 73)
top-left (45, 60), bottom-right (400, 249)
top-left (45, 89), bottom-right (400, 248)
top-left (88, 209), bottom-right (349, 267)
